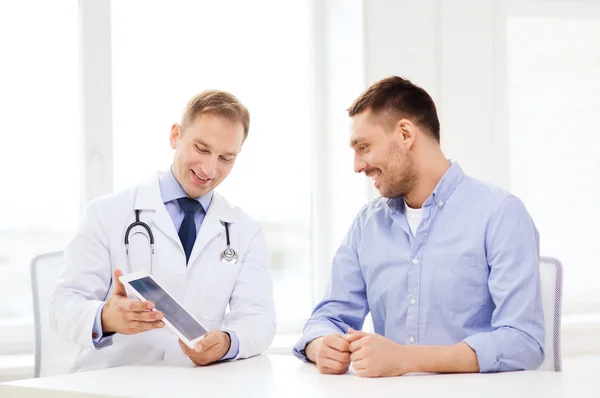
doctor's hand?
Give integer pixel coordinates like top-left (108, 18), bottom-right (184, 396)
top-left (306, 334), bottom-right (351, 375)
top-left (101, 269), bottom-right (165, 335)
top-left (344, 329), bottom-right (408, 378)
top-left (178, 330), bottom-right (232, 366)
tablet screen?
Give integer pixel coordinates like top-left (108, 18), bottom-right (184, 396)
top-left (129, 276), bottom-right (207, 341)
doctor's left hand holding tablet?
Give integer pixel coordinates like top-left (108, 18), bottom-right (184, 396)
top-left (48, 90), bottom-right (276, 372)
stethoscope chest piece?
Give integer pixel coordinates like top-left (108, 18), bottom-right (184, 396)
top-left (221, 247), bottom-right (238, 264)
top-left (220, 221), bottom-right (239, 264)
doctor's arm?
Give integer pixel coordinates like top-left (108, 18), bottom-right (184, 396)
top-left (49, 199), bottom-right (114, 348)
top-left (49, 199), bottom-right (163, 348)
top-left (221, 225), bottom-right (276, 359)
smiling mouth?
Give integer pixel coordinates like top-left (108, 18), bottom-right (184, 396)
top-left (366, 171), bottom-right (380, 183)
top-left (192, 169), bottom-right (211, 182)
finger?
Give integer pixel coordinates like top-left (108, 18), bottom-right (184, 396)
top-left (124, 299), bottom-right (155, 312)
top-left (318, 367), bottom-right (338, 375)
top-left (324, 335), bottom-right (350, 352)
top-left (179, 339), bottom-right (196, 356)
top-left (319, 365), bottom-right (348, 375)
top-left (112, 269), bottom-right (127, 296)
top-left (344, 330), bottom-right (368, 343)
top-left (352, 359), bottom-right (367, 371)
top-left (195, 331), bottom-right (220, 353)
top-left (350, 349), bottom-right (364, 362)
top-left (318, 357), bottom-right (348, 371)
top-left (349, 339), bottom-right (365, 353)
top-left (321, 346), bottom-right (350, 363)
top-left (129, 320), bottom-right (164, 332)
top-left (356, 369), bottom-right (375, 378)
top-left (127, 310), bottom-right (164, 322)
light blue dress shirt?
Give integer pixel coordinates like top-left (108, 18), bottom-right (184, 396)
top-left (293, 162), bottom-right (545, 372)
top-left (92, 168), bottom-right (239, 360)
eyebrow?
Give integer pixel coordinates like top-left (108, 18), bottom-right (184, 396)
top-left (193, 139), bottom-right (239, 157)
top-left (350, 137), bottom-right (364, 148)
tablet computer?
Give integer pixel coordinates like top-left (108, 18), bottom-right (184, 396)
top-left (119, 271), bottom-right (208, 349)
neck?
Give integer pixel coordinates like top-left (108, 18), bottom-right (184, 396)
top-left (403, 148), bottom-right (449, 209)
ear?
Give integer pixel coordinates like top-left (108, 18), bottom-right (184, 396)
top-left (170, 123), bottom-right (181, 150)
top-left (395, 119), bottom-right (416, 149)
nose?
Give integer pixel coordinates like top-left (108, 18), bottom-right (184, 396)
top-left (201, 155), bottom-right (218, 178)
top-left (354, 154), bottom-right (367, 174)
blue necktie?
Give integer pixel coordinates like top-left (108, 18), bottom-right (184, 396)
top-left (177, 198), bottom-right (203, 263)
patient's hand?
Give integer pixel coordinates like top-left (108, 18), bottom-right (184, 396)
top-left (306, 334), bottom-right (351, 375)
top-left (345, 329), bottom-right (407, 377)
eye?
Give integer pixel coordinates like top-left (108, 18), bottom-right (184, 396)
top-left (195, 145), bottom-right (209, 154)
top-left (219, 156), bottom-right (234, 163)
top-left (359, 145), bottom-right (368, 152)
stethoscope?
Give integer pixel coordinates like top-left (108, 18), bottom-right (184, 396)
top-left (124, 209), bottom-right (239, 265)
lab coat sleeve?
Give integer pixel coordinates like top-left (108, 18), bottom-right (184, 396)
top-left (222, 225), bottom-right (276, 359)
top-left (49, 198), bottom-right (114, 349)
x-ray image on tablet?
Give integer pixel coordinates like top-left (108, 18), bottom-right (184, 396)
top-left (120, 272), bottom-right (208, 348)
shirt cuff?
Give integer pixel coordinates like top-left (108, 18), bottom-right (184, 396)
top-left (292, 325), bottom-right (344, 362)
top-left (92, 302), bottom-right (114, 349)
top-left (220, 330), bottom-right (239, 360)
top-left (463, 333), bottom-right (498, 373)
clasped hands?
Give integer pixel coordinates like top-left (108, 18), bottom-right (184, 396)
top-left (309, 329), bottom-right (411, 378)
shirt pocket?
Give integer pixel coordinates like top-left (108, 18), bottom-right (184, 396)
top-left (431, 254), bottom-right (487, 314)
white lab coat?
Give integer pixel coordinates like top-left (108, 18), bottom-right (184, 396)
top-left (49, 172), bottom-right (276, 372)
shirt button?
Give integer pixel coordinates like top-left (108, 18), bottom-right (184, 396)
top-left (410, 298), bottom-right (416, 305)
top-left (412, 258), bottom-right (418, 265)
top-left (92, 333), bottom-right (98, 339)
top-left (408, 336), bottom-right (415, 344)
top-left (438, 201), bottom-right (444, 207)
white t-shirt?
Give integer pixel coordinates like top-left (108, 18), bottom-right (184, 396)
top-left (404, 201), bottom-right (423, 237)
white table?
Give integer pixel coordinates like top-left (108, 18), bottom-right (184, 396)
top-left (1, 354), bottom-right (599, 398)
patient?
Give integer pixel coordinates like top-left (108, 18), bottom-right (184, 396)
top-left (293, 76), bottom-right (544, 377)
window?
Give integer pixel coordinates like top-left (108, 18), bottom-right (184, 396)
top-left (507, 16), bottom-right (600, 313)
top-left (111, 0), bottom-right (313, 331)
top-left (0, 0), bottom-right (80, 352)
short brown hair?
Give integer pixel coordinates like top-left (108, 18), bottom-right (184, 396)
top-left (348, 76), bottom-right (440, 143)
top-left (181, 90), bottom-right (250, 139)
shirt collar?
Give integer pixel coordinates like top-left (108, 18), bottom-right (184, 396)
top-left (387, 160), bottom-right (464, 213)
top-left (427, 160), bottom-right (464, 206)
top-left (159, 166), bottom-right (213, 212)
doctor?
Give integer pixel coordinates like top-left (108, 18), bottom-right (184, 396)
top-left (50, 90), bottom-right (276, 371)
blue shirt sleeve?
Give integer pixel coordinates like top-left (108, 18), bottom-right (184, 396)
top-left (463, 196), bottom-right (545, 372)
top-left (91, 303), bottom-right (114, 348)
top-left (221, 330), bottom-right (240, 360)
top-left (292, 217), bottom-right (369, 361)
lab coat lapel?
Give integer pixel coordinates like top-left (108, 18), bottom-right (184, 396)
top-left (187, 192), bottom-right (236, 267)
top-left (133, 172), bottom-right (181, 248)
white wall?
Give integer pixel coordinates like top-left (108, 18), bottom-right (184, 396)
top-left (363, 0), bottom-right (507, 199)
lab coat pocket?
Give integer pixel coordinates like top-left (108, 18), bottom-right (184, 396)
top-left (432, 255), bottom-right (486, 314)
top-left (194, 262), bottom-right (241, 323)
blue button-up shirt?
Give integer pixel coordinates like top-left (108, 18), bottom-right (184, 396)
top-left (92, 167), bottom-right (239, 360)
top-left (293, 162), bottom-right (545, 372)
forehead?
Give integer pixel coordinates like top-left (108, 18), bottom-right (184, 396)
top-left (349, 110), bottom-right (383, 146)
top-left (186, 113), bottom-right (245, 151)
